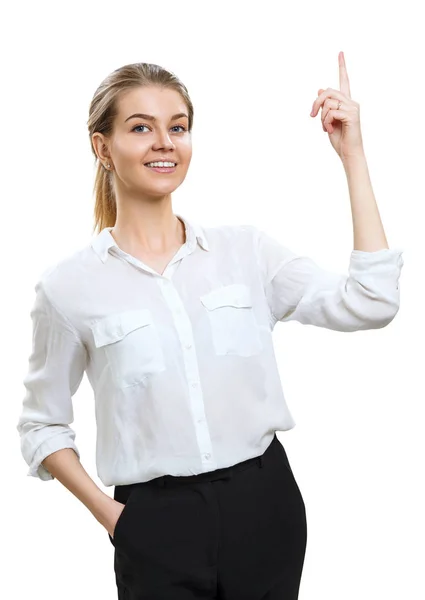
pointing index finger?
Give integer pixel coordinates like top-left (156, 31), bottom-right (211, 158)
top-left (339, 51), bottom-right (351, 98)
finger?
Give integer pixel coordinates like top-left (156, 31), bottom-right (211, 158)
top-left (320, 98), bottom-right (331, 131)
top-left (323, 109), bottom-right (334, 133)
top-left (311, 88), bottom-right (346, 117)
top-left (324, 108), bottom-right (348, 132)
top-left (321, 99), bottom-right (335, 132)
top-left (339, 51), bottom-right (351, 98)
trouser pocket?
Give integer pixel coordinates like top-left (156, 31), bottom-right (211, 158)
top-left (109, 485), bottom-right (141, 549)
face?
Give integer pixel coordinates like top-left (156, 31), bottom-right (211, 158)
top-left (93, 86), bottom-right (192, 201)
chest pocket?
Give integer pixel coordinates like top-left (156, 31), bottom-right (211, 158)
top-left (200, 283), bottom-right (262, 357)
top-left (90, 309), bottom-right (166, 388)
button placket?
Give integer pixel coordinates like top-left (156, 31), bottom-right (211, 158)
top-left (157, 276), bottom-right (214, 469)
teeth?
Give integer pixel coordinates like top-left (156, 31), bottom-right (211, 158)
top-left (145, 161), bottom-right (176, 168)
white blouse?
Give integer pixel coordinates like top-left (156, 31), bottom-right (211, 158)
top-left (16, 213), bottom-right (404, 487)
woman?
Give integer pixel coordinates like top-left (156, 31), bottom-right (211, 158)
top-left (17, 56), bottom-right (404, 599)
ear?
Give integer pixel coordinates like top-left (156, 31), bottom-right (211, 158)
top-left (92, 132), bottom-right (111, 163)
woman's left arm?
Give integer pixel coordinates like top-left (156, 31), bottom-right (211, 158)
top-left (342, 152), bottom-right (389, 252)
top-left (310, 51), bottom-right (390, 252)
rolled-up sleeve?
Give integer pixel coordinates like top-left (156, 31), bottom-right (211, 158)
top-left (17, 279), bottom-right (87, 481)
top-left (255, 227), bottom-right (404, 331)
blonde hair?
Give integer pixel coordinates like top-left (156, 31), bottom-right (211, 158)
top-left (87, 62), bottom-right (194, 235)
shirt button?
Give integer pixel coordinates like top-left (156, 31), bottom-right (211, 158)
top-left (185, 343), bottom-right (192, 350)
top-left (197, 417), bottom-right (203, 423)
top-left (191, 382), bottom-right (198, 388)
top-left (203, 453), bottom-right (211, 460)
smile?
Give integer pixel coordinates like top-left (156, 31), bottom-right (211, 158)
top-left (144, 165), bottom-right (177, 173)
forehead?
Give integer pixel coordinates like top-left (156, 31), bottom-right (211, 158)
top-left (117, 86), bottom-right (187, 118)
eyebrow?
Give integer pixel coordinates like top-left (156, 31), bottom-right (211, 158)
top-left (124, 112), bottom-right (189, 123)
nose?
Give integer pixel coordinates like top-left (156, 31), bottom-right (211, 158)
top-left (153, 129), bottom-right (176, 151)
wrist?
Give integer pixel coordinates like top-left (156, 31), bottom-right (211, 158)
top-left (88, 490), bottom-right (115, 523)
top-left (341, 149), bottom-right (367, 167)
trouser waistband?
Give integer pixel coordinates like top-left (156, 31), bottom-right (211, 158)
top-left (150, 432), bottom-right (278, 488)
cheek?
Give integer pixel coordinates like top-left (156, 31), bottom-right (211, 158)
top-left (115, 137), bottom-right (149, 161)
top-left (180, 153), bottom-right (192, 172)
top-left (179, 136), bottom-right (192, 157)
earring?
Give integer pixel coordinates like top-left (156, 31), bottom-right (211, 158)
top-left (105, 163), bottom-right (111, 169)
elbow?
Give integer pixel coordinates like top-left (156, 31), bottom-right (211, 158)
top-left (350, 276), bottom-right (402, 329)
top-left (344, 280), bottom-right (402, 329)
top-left (357, 297), bottom-right (401, 330)
top-left (373, 302), bottom-right (401, 328)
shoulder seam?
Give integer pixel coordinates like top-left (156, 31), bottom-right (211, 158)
top-left (39, 279), bottom-right (84, 346)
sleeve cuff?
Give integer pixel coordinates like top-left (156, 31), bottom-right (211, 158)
top-left (27, 435), bottom-right (81, 481)
top-left (350, 247), bottom-right (404, 270)
top-left (351, 246), bottom-right (404, 260)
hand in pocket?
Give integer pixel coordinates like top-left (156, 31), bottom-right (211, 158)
top-left (108, 500), bottom-right (126, 540)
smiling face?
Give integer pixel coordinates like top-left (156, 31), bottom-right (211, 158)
top-left (94, 85), bottom-right (192, 201)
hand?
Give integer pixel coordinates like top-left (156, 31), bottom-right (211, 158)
top-left (101, 499), bottom-right (126, 540)
top-left (310, 51), bottom-right (364, 162)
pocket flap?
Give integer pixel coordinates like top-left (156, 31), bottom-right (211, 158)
top-left (200, 283), bottom-right (252, 310)
top-left (91, 309), bottom-right (153, 347)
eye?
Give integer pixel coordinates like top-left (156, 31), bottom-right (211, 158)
top-left (131, 124), bottom-right (187, 133)
top-left (131, 124), bottom-right (150, 133)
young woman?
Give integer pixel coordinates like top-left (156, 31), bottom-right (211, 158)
top-left (17, 56), bottom-right (403, 599)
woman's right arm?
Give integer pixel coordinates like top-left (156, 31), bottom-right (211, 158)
top-left (17, 278), bottom-right (123, 538)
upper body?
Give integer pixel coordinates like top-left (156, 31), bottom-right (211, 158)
top-left (16, 212), bottom-right (404, 487)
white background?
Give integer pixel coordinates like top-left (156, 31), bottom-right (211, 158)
top-left (2, 0), bottom-right (423, 598)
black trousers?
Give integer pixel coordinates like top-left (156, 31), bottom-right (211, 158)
top-left (108, 433), bottom-right (307, 599)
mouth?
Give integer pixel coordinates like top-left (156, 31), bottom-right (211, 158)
top-left (144, 163), bottom-right (177, 174)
